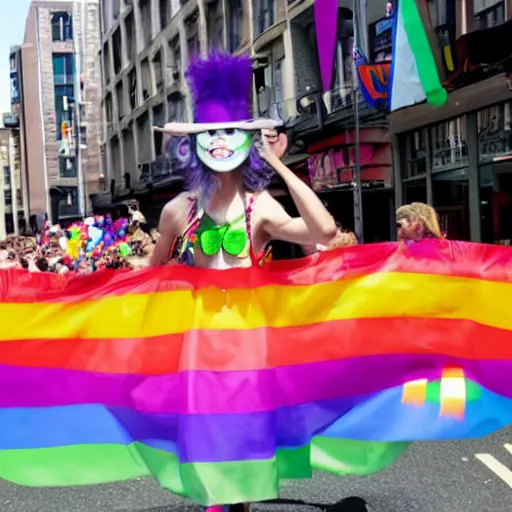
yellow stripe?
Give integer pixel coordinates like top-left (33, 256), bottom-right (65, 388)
top-left (402, 379), bottom-right (427, 406)
top-left (439, 367), bottom-right (466, 419)
top-left (2, 272), bottom-right (512, 340)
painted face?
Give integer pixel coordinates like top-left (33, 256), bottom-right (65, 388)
top-left (397, 217), bottom-right (424, 242)
top-left (196, 129), bottom-right (251, 172)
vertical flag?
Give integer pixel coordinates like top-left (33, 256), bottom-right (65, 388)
top-left (389, 0), bottom-right (447, 111)
top-left (315, 0), bottom-right (339, 91)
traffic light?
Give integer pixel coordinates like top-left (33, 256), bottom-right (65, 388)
top-left (61, 121), bottom-right (71, 140)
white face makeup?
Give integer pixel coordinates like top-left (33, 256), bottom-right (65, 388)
top-left (196, 129), bottom-right (252, 172)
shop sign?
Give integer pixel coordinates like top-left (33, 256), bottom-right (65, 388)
top-left (308, 144), bottom-right (392, 191)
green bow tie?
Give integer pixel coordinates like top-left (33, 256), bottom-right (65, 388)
top-left (196, 213), bottom-right (249, 257)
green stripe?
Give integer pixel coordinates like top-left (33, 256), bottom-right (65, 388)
top-left (0, 440), bottom-right (408, 505)
top-left (402, 0), bottom-right (447, 106)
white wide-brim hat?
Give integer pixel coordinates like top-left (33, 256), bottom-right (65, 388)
top-left (153, 118), bottom-right (282, 136)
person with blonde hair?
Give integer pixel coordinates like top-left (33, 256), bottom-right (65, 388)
top-left (396, 202), bottom-right (444, 242)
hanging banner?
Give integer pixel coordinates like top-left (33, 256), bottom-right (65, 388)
top-left (314, 0), bottom-right (338, 91)
top-left (357, 63), bottom-right (391, 109)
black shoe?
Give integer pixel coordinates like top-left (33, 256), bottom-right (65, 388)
top-left (325, 496), bottom-right (370, 512)
top-left (228, 505), bottom-right (245, 512)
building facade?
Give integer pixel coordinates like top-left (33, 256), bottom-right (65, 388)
top-left (390, 0), bottom-right (512, 245)
top-left (11, 0), bottom-right (102, 232)
top-left (96, 0), bottom-right (396, 240)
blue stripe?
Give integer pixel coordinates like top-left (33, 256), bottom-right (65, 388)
top-left (1, 384), bottom-right (511, 463)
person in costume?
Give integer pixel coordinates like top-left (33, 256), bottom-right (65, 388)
top-left (150, 53), bottom-right (337, 271)
top-left (150, 53), bottom-right (371, 512)
top-left (396, 202), bottom-right (444, 242)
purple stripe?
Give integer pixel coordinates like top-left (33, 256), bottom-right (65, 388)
top-left (1, 355), bottom-right (511, 414)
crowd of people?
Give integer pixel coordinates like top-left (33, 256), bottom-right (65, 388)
top-left (0, 207), bottom-right (159, 274)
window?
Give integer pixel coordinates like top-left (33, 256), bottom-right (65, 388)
top-left (103, 42), bottom-right (111, 85)
top-left (427, 0), bottom-right (456, 75)
top-left (59, 186), bottom-right (79, 217)
top-left (474, 1), bottom-right (505, 30)
top-left (403, 179), bottom-right (427, 204)
top-left (125, 12), bottom-right (136, 64)
top-left (116, 81), bottom-right (124, 120)
top-left (332, 9), bottom-right (354, 108)
top-left (152, 51), bottom-right (163, 90)
top-left (207, 0), bottom-right (224, 51)
top-left (140, 0), bottom-right (153, 47)
top-left (168, 36), bottom-right (181, 84)
top-left (185, 11), bottom-right (200, 60)
top-left (51, 12), bottom-right (73, 42)
top-left (160, 0), bottom-right (170, 30)
top-left (54, 84), bottom-right (74, 141)
top-left (478, 101), bottom-right (512, 163)
top-left (404, 129), bottom-right (427, 178)
top-left (3, 166), bottom-right (10, 188)
top-left (228, 0), bottom-right (243, 52)
top-left (431, 117), bottom-right (468, 171)
top-left (53, 54), bottom-right (75, 85)
top-left (141, 58), bottom-right (151, 101)
top-left (274, 59), bottom-right (284, 106)
top-left (253, 0), bottom-right (275, 36)
top-left (105, 92), bottom-right (113, 123)
top-left (128, 69), bottom-right (137, 109)
top-left (59, 157), bottom-right (77, 178)
top-left (113, 28), bottom-right (122, 75)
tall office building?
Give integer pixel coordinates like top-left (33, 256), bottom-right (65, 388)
top-left (12, 0), bottom-right (103, 230)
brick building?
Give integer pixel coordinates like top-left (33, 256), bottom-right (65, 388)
top-left (13, 0), bottom-right (103, 229)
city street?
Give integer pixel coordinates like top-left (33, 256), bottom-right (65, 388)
top-left (1, 427), bottom-right (512, 512)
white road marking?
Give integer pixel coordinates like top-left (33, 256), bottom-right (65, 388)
top-left (475, 453), bottom-right (512, 488)
top-left (504, 443), bottom-right (512, 456)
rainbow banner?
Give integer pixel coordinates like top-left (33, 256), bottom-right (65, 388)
top-left (1, 239), bottom-right (512, 506)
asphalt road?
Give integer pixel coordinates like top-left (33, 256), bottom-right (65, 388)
top-left (1, 428), bottom-right (512, 512)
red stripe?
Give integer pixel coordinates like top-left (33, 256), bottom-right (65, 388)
top-left (2, 240), bottom-right (512, 303)
top-left (2, 317), bottom-right (511, 375)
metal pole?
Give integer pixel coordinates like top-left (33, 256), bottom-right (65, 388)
top-left (8, 132), bottom-right (19, 234)
top-left (352, 88), bottom-right (363, 242)
top-left (0, 151), bottom-right (6, 240)
top-left (352, 0), bottom-right (364, 242)
top-left (73, 0), bottom-right (86, 218)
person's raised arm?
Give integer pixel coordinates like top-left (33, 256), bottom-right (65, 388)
top-left (260, 136), bottom-right (337, 246)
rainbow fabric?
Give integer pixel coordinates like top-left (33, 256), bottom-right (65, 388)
top-left (1, 239), bottom-right (512, 506)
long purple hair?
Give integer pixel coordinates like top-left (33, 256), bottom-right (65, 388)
top-left (182, 136), bottom-right (274, 201)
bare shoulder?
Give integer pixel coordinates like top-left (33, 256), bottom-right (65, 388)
top-left (159, 192), bottom-right (195, 235)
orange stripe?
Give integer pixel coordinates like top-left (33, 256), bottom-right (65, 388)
top-left (2, 318), bottom-right (512, 375)
top-left (402, 379), bottom-right (427, 406)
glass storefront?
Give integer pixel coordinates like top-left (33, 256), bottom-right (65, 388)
top-left (430, 117), bottom-right (469, 240)
top-left (400, 101), bottom-right (512, 244)
top-left (479, 100), bottom-right (512, 244)
top-left (402, 128), bottom-right (427, 204)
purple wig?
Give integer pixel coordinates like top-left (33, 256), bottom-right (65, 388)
top-left (187, 53), bottom-right (253, 124)
top-left (182, 137), bottom-right (274, 201)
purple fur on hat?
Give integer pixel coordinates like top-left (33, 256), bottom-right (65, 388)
top-left (181, 137), bottom-right (273, 201)
top-left (187, 53), bottom-right (254, 123)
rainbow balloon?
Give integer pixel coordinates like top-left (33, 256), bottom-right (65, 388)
top-left (1, 239), bottom-right (512, 506)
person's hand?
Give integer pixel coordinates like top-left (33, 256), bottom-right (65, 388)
top-left (258, 133), bottom-right (282, 169)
